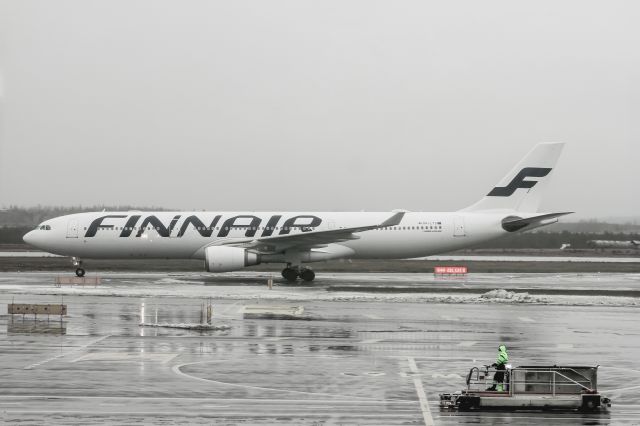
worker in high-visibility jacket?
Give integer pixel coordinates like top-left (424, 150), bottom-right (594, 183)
top-left (489, 345), bottom-right (509, 391)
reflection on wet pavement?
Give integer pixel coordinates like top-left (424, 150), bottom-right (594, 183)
top-left (0, 272), bottom-right (638, 424)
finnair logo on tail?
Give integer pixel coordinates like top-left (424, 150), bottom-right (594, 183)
top-left (487, 167), bottom-right (552, 197)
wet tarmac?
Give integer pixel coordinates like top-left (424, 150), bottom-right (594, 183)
top-left (0, 272), bottom-right (639, 425)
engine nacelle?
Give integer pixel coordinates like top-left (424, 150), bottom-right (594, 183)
top-left (204, 246), bottom-right (260, 272)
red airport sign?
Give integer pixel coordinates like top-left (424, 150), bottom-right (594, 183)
top-left (434, 266), bottom-right (468, 275)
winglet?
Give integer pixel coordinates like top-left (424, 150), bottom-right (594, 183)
top-left (380, 211), bottom-right (405, 227)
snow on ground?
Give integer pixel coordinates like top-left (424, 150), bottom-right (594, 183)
top-left (423, 255), bottom-right (640, 263)
top-left (0, 279), bottom-right (638, 307)
top-left (139, 322), bottom-right (231, 330)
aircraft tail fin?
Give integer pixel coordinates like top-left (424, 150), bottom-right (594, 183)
top-left (463, 142), bottom-right (565, 213)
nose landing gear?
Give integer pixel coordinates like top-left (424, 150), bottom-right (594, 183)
top-left (281, 265), bottom-right (315, 282)
top-left (72, 257), bottom-right (86, 277)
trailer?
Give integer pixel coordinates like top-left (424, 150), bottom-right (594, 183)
top-left (440, 365), bottom-right (611, 412)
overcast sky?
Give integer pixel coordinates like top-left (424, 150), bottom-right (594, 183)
top-left (0, 1), bottom-right (638, 218)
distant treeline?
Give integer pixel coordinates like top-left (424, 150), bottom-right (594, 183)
top-left (1, 227), bottom-right (32, 244)
top-left (544, 221), bottom-right (640, 234)
top-left (477, 231), bottom-right (640, 249)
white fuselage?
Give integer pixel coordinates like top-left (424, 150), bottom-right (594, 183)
top-left (24, 210), bottom-right (508, 262)
top-left (22, 142), bottom-right (568, 277)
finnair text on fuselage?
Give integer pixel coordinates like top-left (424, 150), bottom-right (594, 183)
top-left (85, 214), bottom-right (326, 238)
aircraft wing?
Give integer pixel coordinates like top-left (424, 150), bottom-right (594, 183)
top-left (224, 211), bottom-right (405, 253)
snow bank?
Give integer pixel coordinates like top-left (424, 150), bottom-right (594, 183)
top-left (479, 289), bottom-right (549, 304)
top-left (139, 322), bottom-right (230, 331)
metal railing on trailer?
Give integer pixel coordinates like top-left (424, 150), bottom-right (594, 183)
top-left (466, 365), bottom-right (598, 396)
top-left (442, 364), bottom-right (610, 411)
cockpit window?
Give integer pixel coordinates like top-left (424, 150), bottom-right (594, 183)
top-left (37, 225), bottom-right (52, 230)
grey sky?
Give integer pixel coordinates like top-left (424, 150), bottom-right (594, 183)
top-left (0, 1), bottom-right (638, 218)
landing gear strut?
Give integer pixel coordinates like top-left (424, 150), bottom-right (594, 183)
top-left (280, 265), bottom-right (316, 282)
top-left (72, 257), bottom-right (85, 277)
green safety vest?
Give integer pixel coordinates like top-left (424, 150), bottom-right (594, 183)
top-left (496, 346), bottom-right (509, 366)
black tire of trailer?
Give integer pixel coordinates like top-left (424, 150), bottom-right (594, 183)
top-left (457, 396), bottom-right (481, 411)
top-left (580, 394), bottom-right (601, 412)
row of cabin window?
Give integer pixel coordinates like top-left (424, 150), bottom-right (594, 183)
top-left (378, 225), bottom-right (442, 230)
top-left (86, 226), bottom-right (314, 231)
top-left (84, 225), bottom-right (442, 232)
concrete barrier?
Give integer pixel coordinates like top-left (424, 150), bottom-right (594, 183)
top-left (55, 276), bottom-right (101, 286)
top-left (8, 303), bottom-right (67, 315)
top-left (243, 305), bottom-right (304, 320)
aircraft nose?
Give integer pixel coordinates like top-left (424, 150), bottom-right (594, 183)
top-left (23, 230), bottom-right (36, 246)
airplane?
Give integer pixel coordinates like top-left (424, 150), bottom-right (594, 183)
top-left (587, 240), bottom-right (640, 249)
top-left (23, 142), bottom-right (570, 282)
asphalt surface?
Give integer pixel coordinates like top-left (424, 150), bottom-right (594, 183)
top-left (0, 272), bottom-right (639, 425)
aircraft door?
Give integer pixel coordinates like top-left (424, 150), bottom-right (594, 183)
top-left (66, 220), bottom-right (79, 238)
top-left (453, 216), bottom-right (466, 237)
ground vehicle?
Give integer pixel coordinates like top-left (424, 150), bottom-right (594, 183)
top-left (440, 365), bottom-right (611, 412)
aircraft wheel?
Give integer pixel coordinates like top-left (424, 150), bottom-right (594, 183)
top-left (281, 267), bottom-right (298, 282)
top-left (75, 268), bottom-right (86, 277)
top-left (300, 269), bottom-right (315, 282)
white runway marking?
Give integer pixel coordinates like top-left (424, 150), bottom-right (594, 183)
top-left (605, 384), bottom-right (640, 393)
top-left (24, 335), bottom-right (110, 370)
top-left (71, 352), bottom-right (175, 363)
top-left (2, 409), bottom-right (416, 419)
top-left (556, 343), bottom-right (574, 349)
top-left (359, 339), bottom-right (382, 344)
top-left (599, 365), bottom-right (640, 393)
top-left (431, 373), bottom-right (462, 380)
top-left (172, 360), bottom-right (393, 401)
top-left (390, 355), bottom-right (474, 361)
top-left (265, 337), bottom-right (294, 342)
top-left (214, 300), bottom-right (242, 318)
top-left (364, 314), bottom-right (383, 319)
top-left (407, 357), bottom-right (434, 426)
top-left (518, 316), bottom-right (535, 322)
top-left (457, 341), bottom-right (477, 347)
top-left (0, 395), bottom-right (416, 404)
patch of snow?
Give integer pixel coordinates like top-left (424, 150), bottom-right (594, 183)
top-left (139, 322), bottom-right (230, 331)
top-left (479, 289), bottom-right (549, 303)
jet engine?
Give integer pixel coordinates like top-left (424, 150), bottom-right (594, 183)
top-left (204, 246), bottom-right (260, 272)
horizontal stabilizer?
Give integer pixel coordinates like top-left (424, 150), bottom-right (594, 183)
top-left (502, 212), bottom-right (573, 232)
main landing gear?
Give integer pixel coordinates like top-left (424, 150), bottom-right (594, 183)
top-left (72, 257), bottom-right (86, 277)
top-left (281, 265), bottom-right (315, 282)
